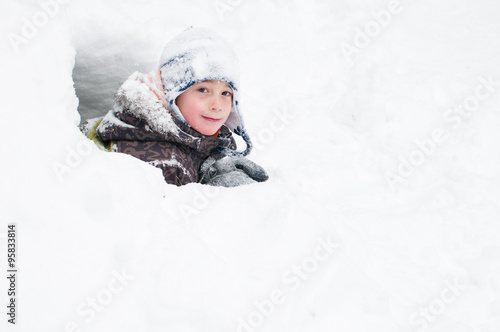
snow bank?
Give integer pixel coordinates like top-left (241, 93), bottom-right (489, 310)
top-left (2, 0), bottom-right (500, 331)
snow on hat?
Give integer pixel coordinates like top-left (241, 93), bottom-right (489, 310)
top-left (159, 27), bottom-right (252, 156)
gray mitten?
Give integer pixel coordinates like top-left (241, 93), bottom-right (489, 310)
top-left (201, 157), bottom-right (269, 187)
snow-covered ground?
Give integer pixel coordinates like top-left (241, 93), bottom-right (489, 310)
top-left (2, 0), bottom-right (500, 331)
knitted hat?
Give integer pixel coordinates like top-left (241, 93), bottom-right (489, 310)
top-left (158, 27), bottom-right (252, 157)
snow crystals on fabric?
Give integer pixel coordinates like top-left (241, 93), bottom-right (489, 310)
top-left (99, 109), bottom-right (135, 131)
top-left (149, 158), bottom-right (192, 178)
top-left (159, 27), bottom-right (239, 95)
top-left (115, 72), bottom-right (179, 138)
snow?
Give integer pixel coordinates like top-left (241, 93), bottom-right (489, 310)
top-left (1, 0), bottom-right (500, 331)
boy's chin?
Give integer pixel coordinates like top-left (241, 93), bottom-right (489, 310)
top-left (195, 126), bottom-right (221, 136)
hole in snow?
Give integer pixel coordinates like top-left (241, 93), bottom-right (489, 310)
top-left (72, 35), bottom-right (158, 124)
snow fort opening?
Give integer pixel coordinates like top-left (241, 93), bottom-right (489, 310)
top-left (72, 34), bottom-right (158, 124)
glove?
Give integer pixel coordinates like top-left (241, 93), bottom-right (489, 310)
top-left (201, 157), bottom-right (269, 187)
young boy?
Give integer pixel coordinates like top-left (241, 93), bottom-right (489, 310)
top-left (81, 27), bottom-right (268, 187)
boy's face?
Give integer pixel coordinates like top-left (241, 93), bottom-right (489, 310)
top-left (176, 80), bottom-right (233, 136)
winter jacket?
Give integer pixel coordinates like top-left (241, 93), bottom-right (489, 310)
top-left (83, 71), bottom-right (237, 186)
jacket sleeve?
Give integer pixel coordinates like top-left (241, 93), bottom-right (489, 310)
top-left (148, 158), bottom-right (199, 186)
top-left (80, 117), bottom-right (114, 152)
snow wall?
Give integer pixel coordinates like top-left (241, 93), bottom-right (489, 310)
top-left (2, 0), bottom-right (500, 331)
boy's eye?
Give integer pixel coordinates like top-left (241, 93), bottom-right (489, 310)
top-left (222, 91), bottom-right (233, 97)
top-left (197, 88), bottom-right (209, 93)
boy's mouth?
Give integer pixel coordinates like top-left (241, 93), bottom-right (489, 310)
top-left (202, 116), bottom-right (221, 123)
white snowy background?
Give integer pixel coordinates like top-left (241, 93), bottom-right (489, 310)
top-left (1, 0), bottom-right (500, 331)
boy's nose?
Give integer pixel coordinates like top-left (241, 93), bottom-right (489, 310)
top-left (210, 97), bottom-right (223, 111)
